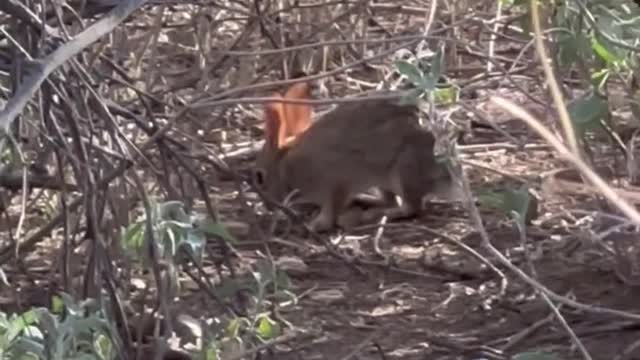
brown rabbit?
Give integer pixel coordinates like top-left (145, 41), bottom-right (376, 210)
top-left (254, 82), bottom-right (458, 232)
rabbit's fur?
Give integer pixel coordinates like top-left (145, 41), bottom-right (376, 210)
top-left (255, 82), bottom-right (458, 232)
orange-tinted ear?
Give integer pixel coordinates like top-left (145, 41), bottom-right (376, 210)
top-left (282, 82), bottom-right (312, 142)
top-left (263, 94), bottom-right (288, 150)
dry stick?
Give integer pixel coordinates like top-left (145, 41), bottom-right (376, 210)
top-left (530, 0), bottom-right (579, 156)
top-left (338, 328), bottom-right (384, 360)
top-left (499, 313), bottom-right (556, 351)
top-left (538, 288), bottom-right (592, 360)
top-left (419, 0), bottom-right (437, 47)
top-left (484, 98), bottom-right (640, 322)
top-left (487, 0), bottom-right (503, 73)
top-left (0, 0), bottom-right (147, 131)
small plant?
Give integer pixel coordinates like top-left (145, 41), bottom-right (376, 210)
top-left (198, 258), bottom-right (295, 359)
top-left (121, 200), bottom-right (235, 266)
top-left (0, 293), bottom-right (116, 360)
top-left (121, 201), bottom-right (295, 359)
top-left (395, 47), bottom-right (459, 106)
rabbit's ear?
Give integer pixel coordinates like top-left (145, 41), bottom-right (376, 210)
top-left (282, 82), bottom-right (312, 140)
top-left (264, 95), bottom-right (288, 150)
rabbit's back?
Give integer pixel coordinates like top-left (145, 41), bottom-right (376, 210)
top-left (280, 98), bottom-right (438, 203)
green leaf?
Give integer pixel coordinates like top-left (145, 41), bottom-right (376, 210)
top-left (94, 334), bottom-right (112, 360)
top-left (51, 296), bottom-right (64, 314)
top-left (256, 315), bottom-right (280, 340)
top-left (9, 337), bottom-right (44, 359)
top-left (591, 33), bottom-right (625, 66)
top-left (205, 346), bottom-right (219, 360)
top-left (0, 313), bottom-right (8, 329)
top-left (477, 187), bottom-right (534, 223)
top-left (433, 86), bottom-right (458, 105)
top-left (121, 222), bottom-right (145, 253)
top-left (567, 92), bottom-right (610, 134)
top-left (395, 60), bottom-right (424, 86)
top-left (593, 11), bottom-right (637, 66)
top-left (7, 310), bottom-right (40, 344)
top-left (421, 74), bottom-right (437, 91)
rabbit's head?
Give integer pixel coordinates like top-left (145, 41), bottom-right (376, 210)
top-left (254, 82), bottom-right (313, 203)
